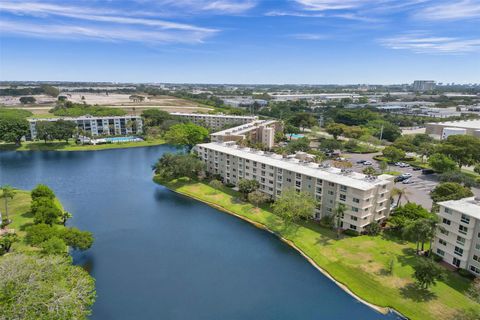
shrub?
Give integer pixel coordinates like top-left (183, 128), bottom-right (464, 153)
top-left (458, 268), bottom-right (476, 279)
top-left (40, 237), bottom-right (67, 255)
top-left (25, 224), bottom-right (58, 245)
top-left (247, 190), bottom-right (270, 206)
top-left (343, 229), bottom-right (360, 237)
top-left (319, 215), bottom-right (334, 228)
top-left (31, 184), bottom-right (55, 200)
top-left (208, 179), bottom-right (223, 189)
top-left (432, 253), bottom-right (444, 262)
top-left (364, 221), bottom-right (381, 236)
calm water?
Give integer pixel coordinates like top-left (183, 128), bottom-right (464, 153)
top-left (0, 146), bottom-right (400, 320)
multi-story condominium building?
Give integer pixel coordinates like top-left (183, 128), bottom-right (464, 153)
top-left (195, 142), bottom-right (394, 232)
top-left (169, 112), bottom-right (257, 131)
top-left (412, 80), bottom-right (436, 91)
top-left (432, 196), bottom-right (480, 276)
top-left (426, 119), bottom-right (480, 140)
top-left (210, 120), bottom-right (281, 149)
top-left (27, 115), bottom-right (143, 140)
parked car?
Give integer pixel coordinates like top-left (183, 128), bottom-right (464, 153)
top-left (394, 162), bottom-right (402, 166)
top-left (400, 172), bottom-right (412, 178)
top-left (394, 176), bottom-right (407, 182)
top-left (412, 167), bottom-right (422, 171)
top-left (363, 161), bottom-right (373, 165)
top-left (356, 160), bottom-right (366, 164)
top-left (422, 169), bottom-right (435, 175)
top-left (402, 179), bottom-right (414, 184)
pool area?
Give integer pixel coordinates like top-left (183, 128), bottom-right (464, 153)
top-left (289, 133), bottom-right (305, 139)
top-left (104, 136), bottom-right (143, 143)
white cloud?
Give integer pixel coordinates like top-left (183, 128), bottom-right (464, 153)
top-left (0, 20), bottom-right (214, 44)
top-left (294, 0), bottom-right (369, 11)
top-left (150, 0), bottom-right (256, 14)
top-left (0, 1), bottom-right (218, 44)
top-left (380, 33), bottom-right (480, 53)
top-left (290, 33), bottom-right (328, 40)
top-left (414, 0), bottom-right (480, 21)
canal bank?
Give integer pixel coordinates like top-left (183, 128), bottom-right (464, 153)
top-left (155, 177), bottom-right (479, 320)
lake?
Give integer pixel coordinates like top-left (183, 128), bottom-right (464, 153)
top-left (0, 146), bottom-right (400, 319)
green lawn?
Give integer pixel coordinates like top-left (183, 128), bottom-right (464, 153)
top-left (157, 177), bottom-right (480, 320)
top-left (1, 189), bottom-right (63, 253)
top-left (0, 138), bottom-right (166, 152)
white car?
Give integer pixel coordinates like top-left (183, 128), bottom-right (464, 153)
top-left (402, 179), bottom-right (414, 184)
top-left (400, 173), bottom-right (412, 178)
top-left (363, 161), bottom-right (373, 165)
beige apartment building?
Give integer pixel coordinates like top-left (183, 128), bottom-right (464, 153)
top-left (195, 142), bottom-right (394, 233)
top-left (433, 197), bottom-right (480, 276)
top-left (210, 120), bottom-right (281, 149)
top-left (170, 112), bottom-right (257, 131)
top-left (426, 119), bottom-right (480, 140)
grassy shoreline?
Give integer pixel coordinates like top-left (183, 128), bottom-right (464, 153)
top-left (155, 177), bottom-right (480, 320)
top-left (0, 138), bottom-right (166, 152)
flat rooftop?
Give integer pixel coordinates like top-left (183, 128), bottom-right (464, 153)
top-left (198, 142), bottom-right (393, 191)
top-left (170, 112), bottom-right (257, 119)
top-left (439, 197), bottom-right (480, 220)
top-left (211, 120), bottom-right (277, 137)
top-left (427, 119), bottom-right (480, 130)
top-left (28, 115), bottom-right (141, 122)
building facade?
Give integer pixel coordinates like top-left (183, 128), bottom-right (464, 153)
top-left (412, 80), bottom-right (436, 91)
top-left (170, 112), bottom-right (257, 131)
top-left (195, 142), bottom-right (394, 232)
top-left (432, 197), bottom-right (480, 276)
top-left (210, 120), bottom-right (281, 149)
top-left (425, 119), bottom-right (480, 140)
top-left (27, 115), bottom-right (143, 140)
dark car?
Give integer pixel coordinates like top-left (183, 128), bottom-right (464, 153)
top-left (412, 167), bottom-right (422, 171)
top-left (356, 160), bottom-right (366, 164)
top-left (422, 169), bottom-right (435, 175)
top-left (394, 176), bottom-right (407, 182)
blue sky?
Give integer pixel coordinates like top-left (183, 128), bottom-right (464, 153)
top-left (0, 0), bottom-right (479, 84)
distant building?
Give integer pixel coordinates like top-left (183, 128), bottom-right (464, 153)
top-left (210, 120), bottom-right (281, 149)
top-left (222, 97), bottom-right (268, 108)
top-left (269, 93), bottom-right (360, 102)
top-left (27, 115), bottom-right (143, 140)
top-left (412, 80), bottom-right (436, 92)
top-left (432, 196), bottom-right (480, 276)
top-left (169, 112), bottom-right (257, 131)
top-left (425, 119), bottom-right (480, 139)
top-left (194, 141), bottom-right (394, 233)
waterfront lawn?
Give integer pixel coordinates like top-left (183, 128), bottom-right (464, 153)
top-left (1, 189), bottom-right (63, 253)
top-left (0, 137), bottom-right (166, 152)
top-left (159, 177), bottom-right (480, 320)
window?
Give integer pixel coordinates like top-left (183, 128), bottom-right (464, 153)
top-left (444, 208), bottom-right (451, 214)
top-left (350, 224), bottom-right (357, 230)
top-left (328, 190), bottom-right (334, 196)
top-left (457, 236), bottom-right (466, 245)
top-left (328, 182), bottom-right (335, 187)
top-left (439, 239), bottom-right (447, 246)
top-left (351, 207), bottom-right (359, 212)
top-left (316, 187), bottom-right (322, 194)
top-left (316, 179), bottom-right (323, 185)
top-left (352, 198), bottom-right (360, 203)
top-left (454, 246), bottom-right (463, 257)
top-left (459, 225), bottom-right (468, 235)
top-left (443, 218), bottom-right (451, 226)
top-left (306, 176), bottom-right (312, 181)
top-left (286, 178), bottom-right (292, 183)
top-left (295, 181), bottom-right (301, 187)
top-left (440, 229), bottom-right (449, 236)
top-left (473, 255), bottom-right (479, 262)
top-left (351, 216), bottom-right (358, 221)
top-left (476, 243), bottom-right (480, 251)
top-left (460, 214), bottom-right (470, 224)
top-left (436, 249), bottom-right (445, 256)
top-left (340, 185), bottom-right (347, 192)
top-left (296, 173), bottom-right (301, 179)
top-left (339, 194), bottom-right (346, 201)
top-left (470, 266), bottom-right (480, 275)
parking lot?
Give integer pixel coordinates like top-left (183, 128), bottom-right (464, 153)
top-left (343, 152), bottom-right (436, 209)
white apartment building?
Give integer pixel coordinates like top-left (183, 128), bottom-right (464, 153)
top-left (426, 119), bottom-right (480, 140)
top-left (195, 142), bottom-right (394, 232)
top-left (27, 115), bottom-right (143, 140)
top-left (433, 197), bottom-right (480, 276)
top-left (170, 112), bottom-right (257, 131)
top-left (210, 120), bottom-right (281, 149)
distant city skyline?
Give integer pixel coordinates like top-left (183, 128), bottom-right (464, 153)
top-left (0, 0), bottom-right (479, 84)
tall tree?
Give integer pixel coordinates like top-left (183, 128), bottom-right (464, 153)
top-left (382, 146), bottom-right (405, 163)
top-left (238, 179), bottom-right (260, 200)
top-left (428, 153), bottom-right (457, 173)
top-left (0, 116), bottom-right (29, 146)
top-left (272, 188), bottom-right (317, 225)
top-left (164, 123), bottom-right (209, 151)
top-left (438, 135), bottom-right (480, 169)
top-left (430, 182), bottom-right (473, 203)
top-left (332, 203), bottom-right (346, 238)
top-left (412, 258), bottom-right (445, 289)
top-left (0, 185), bottom-right (15, 225)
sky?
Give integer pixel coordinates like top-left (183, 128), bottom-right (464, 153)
top-left (0, 0), bottom-right (479, 84)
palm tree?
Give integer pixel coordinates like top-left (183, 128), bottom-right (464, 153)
top-left (332, 203), bottom-right (346, 239)
top-left (0, 185), bottom-right (15, 226)
top-left (391, 187), bottom-right (409, 207)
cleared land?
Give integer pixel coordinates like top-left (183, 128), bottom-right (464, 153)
top-left (157, 178), bottom-right (480, 320)
top-left (3, 94), bottom-right (214, 116)
top-left (0, 138), bottom-right (165, 152)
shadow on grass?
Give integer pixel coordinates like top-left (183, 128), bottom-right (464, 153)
top-left (396, 248), bottom-right (418, 267)
top-left (400, 283), bottom-right (437, 302)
